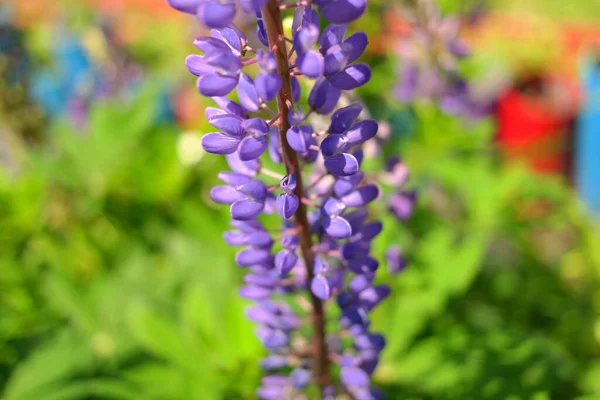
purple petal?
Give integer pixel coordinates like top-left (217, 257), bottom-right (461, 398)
top-left (344, 120), bottom-right (378, 147)
top-left (256, 11), bottom-right (268, 46)
top-left (309, 77), bottom-right (341, 114)
top-left (197, 1), bottom-right (236, 29)
top-left (333, 171), bottom-right (364, 197)
top-left (340, 184), bottom-right (379, 207)
top-left (212, 96), bottom-right (246, 117)
top-left (261, 355), bottom-right (288, 370)
top-left (226, 151), bottom-right (260, 176)
top-left (348, 256), bottom-right (379, 274)
top-left (349, 274), bottom-right (372, 293)
top-left (286, 126), bottom-right (312, 154)
top-left (275, 249), bottom-right (298, 276)
top-left (212, 27), bottom-right (244, 54)
top-left (319, 24), bottom-right (348, 50)
top-left (324, 153), bottom-right (359, 176)
top-left (218, 171), bottom-right (252, 186)
top-left (386, 245), bottom-right (407, 274)
top-left (330, 63), bottom-right (371, 90)
top-left (275, 193), bottom-right (299, 219)
top-left (311, 275), bottom-right (331, 300)
top-left (358, 285), bottom-right (390, 311)
top-left (231, 199), bottom-right (264, 220)
top-left (268, 127), bottom-right (283, 163)
top-left (223, 230), bottom-right (247, 246)
top-left (355, 221), bottom-right (383, 242)
top-left (247, 231), bottom-right (274, 248)
top-left (280, 174), bottom-right (297, 193)
top-left (242, 118), bottom-right (269, 136)
top-left (237, 180), bottom-right (268, 201)
top-left (236, 248), bottom-right (271, 267)
top-left (321, 134), bottom-right (348, 157)
top-left (341, 241), bottom-right (370, 260)
top-left (210, 185), bottom-right (244, 204)
top-left (343, 31), bottom-right (368, 64)
top-left (201, 132), bottom-right (240, 154)
top-left (209, 114), bottom-right (245, 137)
top-left (255, 72), bottom-right (282, 102)
top-left (239, 285), bottom-right (272, 300)
top-left (197, 74), bottom-right (238, 96)
top-left (244, 273), bottom-right (277, 288)
top-left (167, 0), bottom-right (201, 14)
top-left (313, 257), bottom-right (330, 275)
top-left (298, 50), bottom-right (324, 78)
top-left (260, 328), bottom-right (289, 349)
top-left (186, 55), bottom-right (215, 76)
top-left (389, 191), bottom-right (417, 220)
top-left (291, 76), bottom-right (301, 102)
top-left (340, 366), bottom-right (370, 387)
top-left (239, 0), bottom-right (267, 12)
top-left (322, 197), bottom-right (346, 217)
top-left (237, 73), bottom-right (260, 112)
top-left (324, 48), bottom-right (347, 77)
top-left (324, 216), bottom-right (352, 238)
top-left (329, 103), bottom-right (363, 134)
top-left (238, 136), bottom-right (268, 161)
top-left (290, 369), bottom-right (311, 389)
top-left (320, 0), bottom-right (366, 24)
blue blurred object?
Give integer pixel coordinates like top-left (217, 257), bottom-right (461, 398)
top-left (576, 57), bottom-right (600, 214)
top-left (30, 27), bottom-right (97, 117)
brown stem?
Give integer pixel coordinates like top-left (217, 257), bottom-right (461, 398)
top-left (261, 0), bottom-right (331, 392)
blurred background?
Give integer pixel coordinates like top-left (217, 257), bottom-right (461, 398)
top-left (1, 0), bottom-right (600, 398)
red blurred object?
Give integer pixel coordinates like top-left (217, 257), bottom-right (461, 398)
top-left (496, 76), bottom-right (577, 175)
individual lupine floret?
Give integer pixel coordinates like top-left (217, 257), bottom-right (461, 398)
top-left (186, 34), bottom-right (243, 95)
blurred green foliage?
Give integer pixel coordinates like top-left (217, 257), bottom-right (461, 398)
top-left (1, 84), bottom-right (600, 399)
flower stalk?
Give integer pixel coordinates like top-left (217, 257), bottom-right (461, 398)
top-left (261, 0), bottom-right (331, 389)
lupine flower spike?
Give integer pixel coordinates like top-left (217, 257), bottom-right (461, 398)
top-left (167, 0), bottom-right (413, 398)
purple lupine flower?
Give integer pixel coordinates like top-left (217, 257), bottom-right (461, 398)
top-left (394, 0), bottom-right (491, 119)
top-left (167, 0), bottom-right (413, 397)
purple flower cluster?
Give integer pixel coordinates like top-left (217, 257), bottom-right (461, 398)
top-left (394, 0), bottom-right (489, 119)
top-left (168, 0), bottom-right (412, 398)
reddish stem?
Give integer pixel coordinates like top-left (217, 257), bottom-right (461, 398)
top-left (261, 0), bottom-right (331, 393)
